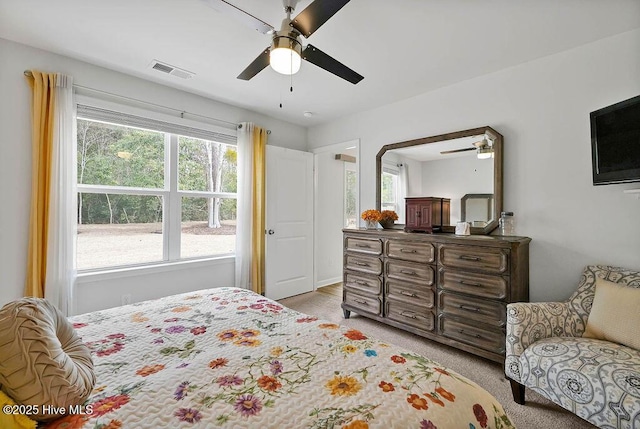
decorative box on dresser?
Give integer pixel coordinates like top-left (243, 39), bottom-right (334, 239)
top-left (342, 228), bottom-right (531, 363)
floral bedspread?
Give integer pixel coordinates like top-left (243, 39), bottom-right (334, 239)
top-left (46, 288), bottom-right (514, 429)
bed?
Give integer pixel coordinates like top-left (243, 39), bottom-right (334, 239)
top-left (44, 287), bottom-right (514, 428)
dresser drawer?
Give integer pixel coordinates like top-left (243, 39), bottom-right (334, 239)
top-left (386, 240), bottom-right (435, 264)
top-left (386, 300), bottom-right (435, 332)
top-left (345, 254), bottom-right (382, 275)
top-left (344, 290), bottom-right (381, 316)
top-left (386, 260), bottom-right (435, 285)
top-left (438, 244), bottom-right (509, 274)
top-left (438, 316), bottom-right (505, 354)
top-left (386, 280), bottom-right (434, 309)
top-left (438, 269), bottom-right (508, 300)
top-left (344, 272), bottom-right (382, 295)
top-left (345, 236), bottom-right (383, 255)
top-left (438, 291), bottom-right (506, 327)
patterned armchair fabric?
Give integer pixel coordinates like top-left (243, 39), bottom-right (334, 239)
top-left (505, 265), bottom-right (640, 429)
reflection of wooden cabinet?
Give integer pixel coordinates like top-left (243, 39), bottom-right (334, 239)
top-left (405, 197), bottom-right (451, 233)
top-left (342, 229), bottom-right (530, 363)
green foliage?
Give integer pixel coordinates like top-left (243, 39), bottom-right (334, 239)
top-left (77, 119), bottom-right (237, 225)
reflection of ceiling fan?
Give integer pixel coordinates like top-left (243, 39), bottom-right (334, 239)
top-left (440, 133), bottom-right (495, 159)
top-left (202, 0), bottom-right (364, 84)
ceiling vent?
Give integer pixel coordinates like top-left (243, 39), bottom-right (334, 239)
top-left (149, 60), bottom-right (195, 79)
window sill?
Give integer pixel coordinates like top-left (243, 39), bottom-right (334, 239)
top-left (76, 255), bottom-right (235, 283)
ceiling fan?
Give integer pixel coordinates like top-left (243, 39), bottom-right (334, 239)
top-left (202, 0), bottom-right (364, 84)
top-left (440, 133), bottom-right (496, 159)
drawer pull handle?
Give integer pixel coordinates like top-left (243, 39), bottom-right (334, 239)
top-left (400, 291), bottom-right (417, 298)
top-left (400, 269), bottom-right (417, 276)
top-left (355, 243), bottom-right (371, 248)
top-left (400, 249), bottom-right (417, 253)
top-left (459, 280), bottom-right (482, 287)
top-left (354, 262), bottom-right (370, 267)
top-left (457, 329), bottom-right (482, 339)
top-left (400, 311), bottom-right (418, 319)
top-left (459, 255), bottom-right (481, 261)
top-left (459, 304), bottom-right (481, 312)
top-left (355, 280), bottom-right (369, 285)
top-left (354, 299), bottom-right (367, 305)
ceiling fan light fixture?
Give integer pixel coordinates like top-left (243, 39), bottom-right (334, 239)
top-left (269, 36), bottom-right (302, 75)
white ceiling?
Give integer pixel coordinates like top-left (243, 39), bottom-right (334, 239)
top-left (1, 0), bottom-right (639, 127)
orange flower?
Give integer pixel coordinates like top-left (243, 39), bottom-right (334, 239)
top-left (380, 210), bottom-right (398, 221)
top-left (239, 329), bottom-right (260, 338)
top-left (434, 368), bottom-right (450, 376)
top-left (319, 323), bottom-right (339, 329)
top-left (378, 381), bottom-right (395, 392)
top-left (407, 393), bottom-right (429, 410)
top-left (130, 312), bottom-right (149, 323)
top-left (435, 386), bottom-right (456, 402)
top-left (209, 357), bottom-right (229, 369)
top-left (391, 355), bottom-right (406, 364)
top-left (343, 420), bottom-right (369, 429)
top-left (45, 414), bottom-right (87, 429)
top-left (136, 364), bottom-right (165, 377)
top-left (257, 375), bottom-right (282, 391)
top-left (91, 394), bottom-right (130, 417)
top-left (326, 375), bottom-right (362, 396)
top-left (343, 329), bottom-right (367, 340)
top-left (270, 346), bottom-right (284, 357)
top-left (425, 393), bottom-right (444, 407)
top-left (103, 420), bottom-right (123, 429)
top-left (171, 306), bottom-right (191, 313)
top-left (361, 209), bottom-right (382, 222)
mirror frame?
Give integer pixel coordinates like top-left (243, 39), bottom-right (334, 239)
top-left (375, 126), bottom-right (503, 235)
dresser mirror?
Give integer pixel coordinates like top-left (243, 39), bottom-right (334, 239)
top-left (375, 126), bottom-right (503, 235)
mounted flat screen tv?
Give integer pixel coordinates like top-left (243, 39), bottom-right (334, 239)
top-left (590, 94), bottom-right (640, 185)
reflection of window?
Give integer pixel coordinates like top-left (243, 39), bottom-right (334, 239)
top-left (381, 166), bottom-right (399, 212)
top-left (76, 105), bottom-right (236, 271)
top-left (344, 163), bottom-right (357, 228)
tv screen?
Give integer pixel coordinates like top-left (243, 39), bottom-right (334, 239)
top-left (590, 94), bottom-right (640, 185)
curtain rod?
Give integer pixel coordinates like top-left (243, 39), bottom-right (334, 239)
top-left (23, 70), bottom-right (271, 133)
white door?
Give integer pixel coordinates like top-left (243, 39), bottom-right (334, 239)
top-left (265, 146), bottom-right (314, 300)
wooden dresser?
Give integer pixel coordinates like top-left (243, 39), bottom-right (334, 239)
top-left (342, 228), bottom-right (530, 363)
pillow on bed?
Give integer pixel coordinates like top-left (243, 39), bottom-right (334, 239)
top-left (583, 278), bottom-right (640, 350)
top-left (0, 390), bottom-right (36, 429)
top-left (0, 298), bottom-right (96, 421)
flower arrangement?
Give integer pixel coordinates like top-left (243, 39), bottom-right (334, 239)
top-left (380, 210), bottom-right (398, 222)
top-left (361, 209), bottom-right (382, 222)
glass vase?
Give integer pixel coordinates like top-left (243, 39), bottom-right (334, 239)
top-left (365, 220), bottom-right (378, 229)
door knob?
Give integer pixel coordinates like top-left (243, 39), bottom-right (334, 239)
top-left (267, 229), bottom-right (275, 235)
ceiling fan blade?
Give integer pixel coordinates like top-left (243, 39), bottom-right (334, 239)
top-left (440, 147), bottom-right (475, 155)
top-left (201, 0), bottom-right (274, 34)
top-left (290, 0), bottom-right (351, 38)
top-left (302, 44), bottom-right (363, 84)
top-left (237, 48), bottom-right (271, 80)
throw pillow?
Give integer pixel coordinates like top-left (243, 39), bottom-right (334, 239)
top-left (0, 391), bottom-right (36, 429)
top-left (583, 277), bottom-right (640, 350)
top-left (0, 298), bottom-right (96, 421)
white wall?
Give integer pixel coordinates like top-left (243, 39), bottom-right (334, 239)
top-left (0, 38), bottom-right (307, 313)
top-left (308, 29), bottom-right (640, 302)
top-left (421, 155), bottom-right (494, 224)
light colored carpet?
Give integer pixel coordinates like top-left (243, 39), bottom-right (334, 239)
top-left (279, 289), bottom-right (595, 429)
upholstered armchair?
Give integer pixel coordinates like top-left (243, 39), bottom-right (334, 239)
top-left (505, 265), bottom-right (640, 429)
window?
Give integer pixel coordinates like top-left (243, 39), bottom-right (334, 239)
top-left (381, 165), bottom-right (399, 212)
top-left (76, 105), bottom-right (237, 271)
top-left (344, 163), bottom-right (357, 228)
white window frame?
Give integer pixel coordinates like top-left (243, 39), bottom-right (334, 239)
top-left (75, 97), bottom-right (238, 274)
top-left (381, 162), bottom-right (400, 213)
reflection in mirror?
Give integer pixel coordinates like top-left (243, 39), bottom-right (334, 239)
top-left (461, 193), bottom-right (494, 226)
top-left (376, 127), bottom-right (503, 235)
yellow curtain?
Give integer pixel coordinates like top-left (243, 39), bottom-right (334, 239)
top-left (250, 126), bottom-right (267, 294)
top-left (25, 71), bottom-right (56, 298)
